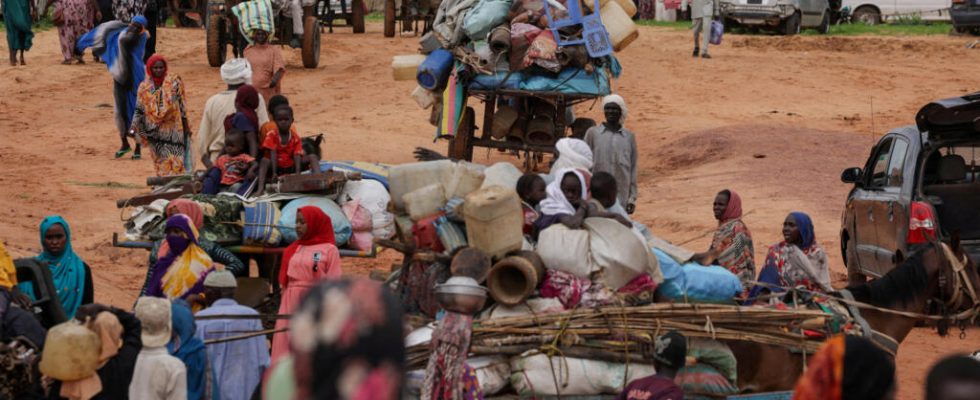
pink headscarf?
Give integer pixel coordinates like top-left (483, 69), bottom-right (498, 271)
top-left (166, 199), bottom-right (204, 230)
top-left (720, 190), bottom-right (743, 223)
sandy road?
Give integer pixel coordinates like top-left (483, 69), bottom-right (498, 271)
top-left (1, 22), bottom-right (978, 398)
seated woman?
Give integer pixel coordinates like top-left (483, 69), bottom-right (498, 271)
top-left (754, 212), bottom-right (832, 297)
top-left (141, 214), bottom-right (219, 310)
top-left (143, 200), bottom-right (245, 286)
top-left (18, 216), bottom-right (93, 319)
top-left (691, 190), bottom-right (756, 284)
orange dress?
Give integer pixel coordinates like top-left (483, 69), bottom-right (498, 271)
top-left (243, 44), bottom-right (285, 103)
top-left (270, 242), bottom-right (341, 363)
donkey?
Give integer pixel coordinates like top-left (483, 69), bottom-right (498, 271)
top-left (727, 237), bottom-right (980, 392)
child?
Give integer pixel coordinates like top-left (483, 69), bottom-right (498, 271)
top-left (130, 297), bottom-right (187, 400)
top-left (591, 172), bottom-right (653, 238)
top-left (243, 29), bottom-right (285, 105)
top-left (201, 128), bottom-right (257, 195)
top-left (516, 174), bottom-right (547, 236)
top-left (255, 105), bottom-right (320, 196)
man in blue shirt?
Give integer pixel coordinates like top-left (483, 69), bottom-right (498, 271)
top-left (195, 270), bottom-right (270, 400)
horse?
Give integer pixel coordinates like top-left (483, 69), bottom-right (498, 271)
top-left (727, 237), bottom-right (980, 392)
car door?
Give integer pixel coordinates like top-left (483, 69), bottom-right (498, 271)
top-left (852, 136), bottom-right (895, 275)
top-left (870, 136), bottom-right (911, 276)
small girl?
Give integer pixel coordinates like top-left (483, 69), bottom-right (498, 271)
top-left (201, 128), bottom-right (257, 195)
top-left (255, 105), bottom-right (320, 196)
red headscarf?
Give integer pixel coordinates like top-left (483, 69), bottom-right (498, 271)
top-left (279, 206), bottom-right (335, 288)
top-left (720, 190), bottom-right (743, 223)
top-left (145, 54), bottom-right (168, 87)
top-left (166, 199), bottom-right (204, 230)
top-left (235, 85), bottom-right (260, 131)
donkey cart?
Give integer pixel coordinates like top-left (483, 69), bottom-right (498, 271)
top-left (383, 0), bottom-right (437, 37)
top-left (206, 0), bottom-right (323, 68)
top-left (316, 0), bottom-right (366, 33)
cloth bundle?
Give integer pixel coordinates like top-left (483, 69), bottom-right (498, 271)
top-left (231, 0), bottom-right (276, 43)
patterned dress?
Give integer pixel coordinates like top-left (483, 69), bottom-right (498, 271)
top-left (112, 0), bottom-right (148, 22)
top-left (762, 242), bottom-right (831, 292)
top-left (133, 75), bottom-right (190, 176)
top-left (55, 0), bottom-right (96, 60)
top-left (709, 218), bottom-right (756, 284)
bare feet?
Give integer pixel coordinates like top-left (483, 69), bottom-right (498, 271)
top-left (61, 59), bottom-right (72, 65)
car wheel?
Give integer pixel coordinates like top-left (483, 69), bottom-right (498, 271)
top-left (817, 10), bottom-right (830, 34)
top-left (781, 12), bottom-right (801, 36)
top-left (851, 5), bottom-right (880, 25)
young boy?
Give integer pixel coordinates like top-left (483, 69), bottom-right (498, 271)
top-left (590, 172), bottom-right (653, 238)
top-left (255, 105), bottom-right (320, 196)
top-left (201, 128), bottom-right (257, 195)
top-left (243, 29), bottom-right (285, 104)
top-left (516, 173), bottom-right (547, 236)
top-left (130, 297), bottom-right (187, 400)
top-left (617, 330), bottom-right (686, 400)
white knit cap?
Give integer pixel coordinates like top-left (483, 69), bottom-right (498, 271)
top-left (221, 58), bottom-right (252, 85)
top-left (203, 269), bottom-right (238, 288)
top-left (134, 297), bottom-right (172, 348)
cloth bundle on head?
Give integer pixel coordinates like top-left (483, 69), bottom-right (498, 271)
top-left (221, 58), bottom-right (253, 85)
top-left (790, 211), bottom-right (815, 250)
top-left (59, 312), bottom-right (126, 400)
top-left (793, 335), bottom-right (895, 400)
top-left (552, 138), bottom-right (594, 172)
top-left (203, 269), bottom-right (237, 288)
top-left (166, 199), bottom-right (204, 230)
top-left (0, 242), bottom-right (16, 288)
top-left (231, 0), bottom-right (276, 43)
top-left (286, 279), bottom-right (405, 400)
top-left (539, 168), bottom-right (589, 216)
top-left (719, 190), bottom-right (743, 223)
top-left (146, 214), bottom-right (215, 301)
top-left (602, 94), bottom-right (628, 121)
top-left (278, 206), bottom-right (335, 288)
top-left (145, 54), bottom-right (168, 87)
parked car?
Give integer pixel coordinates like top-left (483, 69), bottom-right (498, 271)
top-left (840, 92), bottom-right (980, 284)
top-left (841, 0), bottom-right (951, 24)
top-left (951, 0), bottom-right (980, 33)
top-left (719, 0), bottom-right (835, 35)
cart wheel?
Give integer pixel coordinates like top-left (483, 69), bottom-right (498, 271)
top-left (448, 107), bottom-right (475, 161)
top-left (302, 16), bottom-right (321, 68)
top-left (352, 0), bottom-right (366, 33)
top-left (206, 10), bottom-right (227, 68)
top-left (384, 0), bottom-right (396, 37)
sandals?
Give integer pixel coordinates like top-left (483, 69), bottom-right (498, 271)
top-left (132, 153), bottom-right (142, 160)
top-left (115, 148), bottom-right (132, 159)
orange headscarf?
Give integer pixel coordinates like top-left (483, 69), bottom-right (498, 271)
top-left (793, 335), bottom-right (845, 400)
top-left (166, 199), bottom-right (204, 230)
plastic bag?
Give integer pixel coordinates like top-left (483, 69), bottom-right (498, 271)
top-left (710, 20), bottom-right (724, 45)
top-left (462, 0), bottom-right (514, 41)
top-left (342, 200), bottom-right (373, 232)
top-left (536, 224), bottom-right (595, 278)
top-left (279, 197), bottom-right (352, 245)
top-left (523, 30), bottom-right (561, 72)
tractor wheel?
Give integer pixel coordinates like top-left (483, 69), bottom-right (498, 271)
top-left (448, 107), bottom-right (475, 161)
top-left (206, 11), bottom-right (227, 67)
top-left (352, 0), bottom-right (366, 33)
top-left (384, 0), bottom-right (396, 37)
top-left (302, 16), bottom-right (321, 68)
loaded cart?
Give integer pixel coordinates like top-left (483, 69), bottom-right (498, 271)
top-left (316, 0), bottom-right (366, 33)
top-left (206, 0), bottom-right (323, 68)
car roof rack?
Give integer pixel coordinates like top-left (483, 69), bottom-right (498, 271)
top-left (915, 92), bottom-right (980, 144)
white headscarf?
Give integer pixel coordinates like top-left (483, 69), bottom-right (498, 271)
top-left (602, 94), bottom-right (628, 122)
top-left (220, 58), bottom-right (252, 85)
top-left (552, 138), bottom-right (594, 173)
top-left (539, 168), bottom-right (588, 216)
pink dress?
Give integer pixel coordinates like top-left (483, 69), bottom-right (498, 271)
top-left (270, 242), bottom-right (342, 363)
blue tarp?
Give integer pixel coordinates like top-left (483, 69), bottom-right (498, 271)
top-left (654, 248), bottom-right (744, 304)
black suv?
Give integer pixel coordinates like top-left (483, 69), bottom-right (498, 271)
top-left (840, 93), bottom-right (980, 284)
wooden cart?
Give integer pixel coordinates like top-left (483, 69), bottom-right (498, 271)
top-left (316, 0), bottom-right (366, 33)
top-left (206, 0), bottom-right (322, 68)
top-left (447, 89), bottom-right (599, 171)
top-left (383, 0), bottom-right (436, 37)
top-left (168, 0), bottom-right (208, 27)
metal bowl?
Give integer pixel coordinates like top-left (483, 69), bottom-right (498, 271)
top-left (435, 277), bottom-right (488, 314)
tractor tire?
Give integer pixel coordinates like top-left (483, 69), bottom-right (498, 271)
top-left (206, 11), bottom-right (226, 68)
top-left (384, 0), bottom-right (396, 37)
top-left (302, 16), bottom-right (321, 68)
top-left (781, 12), bottom-right (801, 36)
top-left (448, 107), bottom-right (475, 161)
top-left (852, 5), bottom-right (881, 25)
top-left (352, 0), bottom-right (366, 33)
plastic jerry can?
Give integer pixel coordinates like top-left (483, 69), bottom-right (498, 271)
top-left (585, 0), bottom-right (637, 17)
top-left (403, 183), bottom-right (447, 221)
top-left (463, 186), bottom-right (524, 259)
top-left (442, 161), bottom-right (486, 200)
top-left (392, 54), bottom-right (428, 81)
top-left (390, 160), bottom-right (453, 210)
top-left (600, 0), bottom-right (639, 52)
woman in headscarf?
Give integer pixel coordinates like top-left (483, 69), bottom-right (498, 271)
top-left (270, 206), bottom-right (342, 363)
top-left (17, 216), bottom-right (93, 320)
top-left (45, 0), bottom-right (97, 64)
top-left (551, 138), bottom-right (594, 176)
top-left (141, 214), bottom-right (218, 309)
top-left (76, 16), bottom-right (149, 159)
top-left (533, 168), bottom-right (590, 239)
top-left (47, 305), bottom-right (143, 400)
top-left (264, 279), bottom-right (404, 400)
top-left (142, 200), bottom-right (245, 288)
top-left (692, 189), bottom-right (756, 284)
top-left (225, 85), bottom-right (262, 158)
top-left (168, 301), bottom-right (219, 400)
top-left (793, 335), bottom-right (895, 400)
top-left (753, 212), bottom-right (832, 298)
top-left (133, 54), bottom-right (192, 176)
top-left (3, 0), bottom-right (35, 66)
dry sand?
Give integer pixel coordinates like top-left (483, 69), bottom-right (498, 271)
top-left (1, 22), bottom-right (979, 398)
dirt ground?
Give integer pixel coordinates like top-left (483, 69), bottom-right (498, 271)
top-left (1, 22), bottom-right (979, 398)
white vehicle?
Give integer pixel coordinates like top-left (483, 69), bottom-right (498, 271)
top-left (842, 0), bottom-right (952, 23)
top-left (720, 0), bottom-right (834, 35)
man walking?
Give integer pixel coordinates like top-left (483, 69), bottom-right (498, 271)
top-left (690, 0), bottom-right (717, 58)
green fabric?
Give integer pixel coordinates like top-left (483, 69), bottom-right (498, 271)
top-left (264, 356), bottom-right (295, 400)
top-left (149, 195), bottom-right (245, 244)
top-left (3, 0), bottom-right (34, 51)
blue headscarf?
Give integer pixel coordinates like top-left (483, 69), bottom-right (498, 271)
top-left (76, 17), bottom-right (148, 128)
top-left (168, 301), bottom-right (220, 400)
top-left (19, 216), bottom-right (87, 319)
top-left (790, 211), bottom-right (815, 250)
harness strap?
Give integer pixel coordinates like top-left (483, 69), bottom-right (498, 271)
top-left (839, 289), bottom-right (899, 356)
top-left (939, 243), bottom-right (979, 311)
